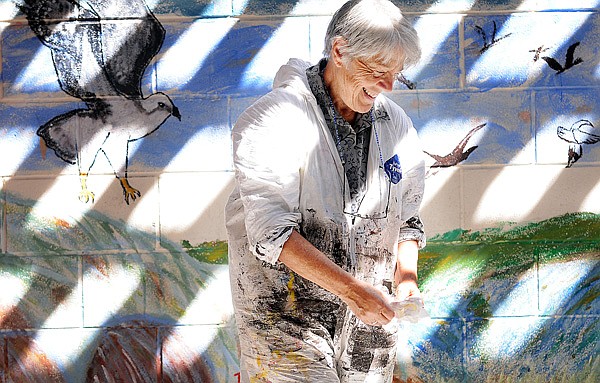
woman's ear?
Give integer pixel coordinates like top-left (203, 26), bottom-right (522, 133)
top-left (331, 37), bottom-right (347, 67)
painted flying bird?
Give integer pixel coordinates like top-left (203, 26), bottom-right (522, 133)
top-left (557, 119), bottom-right (599, 168)
top-left (541, 42), bottom-right (583, 74)
top-left (475, 21), bottom-right (512, 54)
top-left (424, 123), bottom-right (487, 168)
top-left (20, 0), bottom-right (181, 204)
top-left (529, 45), bottom-right (549, 62)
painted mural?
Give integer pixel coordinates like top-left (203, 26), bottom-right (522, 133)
top-left (0, 0), bottom-right (598, 382)
top-left (0, 192), bottom-right (597, 381)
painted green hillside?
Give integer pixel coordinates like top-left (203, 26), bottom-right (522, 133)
top-left (2, 193), bottom-right (598, 382)
top-left (410, 212), bottom-right (599, 382)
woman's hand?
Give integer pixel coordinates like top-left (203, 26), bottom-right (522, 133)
top-left (342, 279), bottom-right (396, 327)
top-left (395, 279), bottom-right (421, 301)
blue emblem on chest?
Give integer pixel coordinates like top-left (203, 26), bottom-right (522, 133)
top-left (384, 154), bottom-right (402, 184)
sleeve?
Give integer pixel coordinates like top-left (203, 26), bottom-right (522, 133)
top-left (398, 216), bottom-right (426, 249)
top-left (387, 100), bottom-right (427, 249)
top-left (231, 90), bottom-right (310, 264)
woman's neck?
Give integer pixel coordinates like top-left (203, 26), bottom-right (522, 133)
top-left (323, 60), bottom-right (357, 124)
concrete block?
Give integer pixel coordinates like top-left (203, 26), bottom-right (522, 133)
top-left (395, 318), bottom-right (465, 383)
top-left (82, 253), bottom-right (146, 327)
top-left (404, 13), bottom-right (462, 90)
top-left (535, 88), bottom-right (600, 166)
top-left (159, 171), bottom-right (234, 244)
top-left (4, 328), bottom-right (98, 382)
top-left (152, 0), bottom-right (234, 17)
top-left (0, 255), bottom-right (80, 329)
top-left (539, 248), bottom-right (599, 316)
top-left (87, 323), bottom-right (159, 382)
top-left (160, 321), bottom-right (239, 382)
top-left (421, 167), bottom-right (462, 236)
top-left (136, 96), bottom-right (232, 172)
top-left (419, 241), bottom-right (537, 318)
top-left (466, 316), bottom-right (599, 380)
top-left (143, 252), bottom-right (233, 325)
top-left (0, 102), bottom-right (83, 176)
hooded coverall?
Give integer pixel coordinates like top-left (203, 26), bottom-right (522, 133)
top-left (225, 58), bottom-right (426, 382)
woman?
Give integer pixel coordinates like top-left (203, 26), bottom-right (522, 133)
top-left (225, 0), bottom-right (426, 381)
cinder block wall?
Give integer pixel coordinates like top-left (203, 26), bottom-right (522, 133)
top-left (0, 0), bottom-right (598, 382)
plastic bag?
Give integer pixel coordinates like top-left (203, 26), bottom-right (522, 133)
top-left (389, 297), bottom-right (429, 323)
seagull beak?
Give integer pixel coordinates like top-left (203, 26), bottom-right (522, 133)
top-left (172, 106), bottom-right (182, 121)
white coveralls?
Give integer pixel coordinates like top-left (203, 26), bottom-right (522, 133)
top-left (225, 58), bottom-right (426, 383)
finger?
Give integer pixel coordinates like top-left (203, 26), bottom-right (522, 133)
top-left (379, 307), bottom-right (395, 322)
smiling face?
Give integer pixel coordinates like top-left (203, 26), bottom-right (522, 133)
top-left (325, 38), bottom-right (405, 122)
top-left (347, 57), bottom-right (404, 111)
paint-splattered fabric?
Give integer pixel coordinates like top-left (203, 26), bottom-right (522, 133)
top-left (226, 58), bottom-right (426, 382)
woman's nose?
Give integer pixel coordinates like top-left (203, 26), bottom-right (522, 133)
top-left (378, 72), bottom-right (395, 91)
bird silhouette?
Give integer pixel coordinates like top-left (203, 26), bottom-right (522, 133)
top-left (20, 0), bottom-right (181, 204)
top-left (529, 45), bottom-right (549, 62)
top-left (541, 42), bottom-right (583, 74)
top-left (475, 21), bottom-right (512, 54)
top-left (557, 119), bottom-right (599, 168)
top-left (424, 123), bottom-right (487, 170)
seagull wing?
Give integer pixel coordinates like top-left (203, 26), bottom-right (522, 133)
top-left (85, 0), bottom-right (165, 99)
top-left (19, 0), bottom-right (116, 102)
top-left (541, 56), bottom-right (563, 72)
top-left (456, 123), bottom-right (486, 152)
top-left (573, 122), bottom-right (600, 145)
top-left (474, 25), bottom-right (487, 43)
top-left (565, 42), bottom-right (580, 67)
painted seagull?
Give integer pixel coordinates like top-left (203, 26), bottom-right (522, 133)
top-left (557, 119), bottom-right (599, 168)
top-left (541, 42), bottom-right (583, 75)
top-left (424, 123), bottom-right (487, 169)
top-left (19, 0), bottom-right (181, 204)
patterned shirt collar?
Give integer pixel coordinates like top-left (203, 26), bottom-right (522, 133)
top-left (306, 58), bottom-right (372, 201)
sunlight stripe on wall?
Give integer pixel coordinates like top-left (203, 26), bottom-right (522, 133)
top-left (157, 18), bottom-right (237, 89)
top-left (409, 1), bottom-right (475, 79)
top-left (474, 259), bottom-right (595, 358)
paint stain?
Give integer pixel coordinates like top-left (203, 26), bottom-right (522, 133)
top-left (39, 136), bottom-right (47, 159)
top-left (182, 240), bottom-right (229, 264)
top-left (518, 111), bottom-right (531, 124)
top-left (575, 105), bottom-right (593, 114)
top-left (285, 272), bottom-right (297, 312)
top-left (349, 325), bottom-right (396, 373)
top-left (51, 285), bottom-right (71, 304)
top-left (148, 270), bottom-right (164, 300)
top-left (7, 335), bottom-right (64, 382)
top-left (53, 217), bottom-right (71, 229)
top-left (86, 321), bottom-right (158, 382)
top-left (85, 256), bottom-right (111, 278)
top-left (0, 306), bottom-right (29, 329)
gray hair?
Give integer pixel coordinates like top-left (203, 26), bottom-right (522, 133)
top-left (323, 0), bottom-right (421, 68)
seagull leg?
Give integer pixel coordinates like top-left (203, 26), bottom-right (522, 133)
top-left (566, 144), bottom-right (582, 168)
top-left (119, 178), bottom-right (141, 205)
top-left (79, 173), bottom-right (95, 203)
